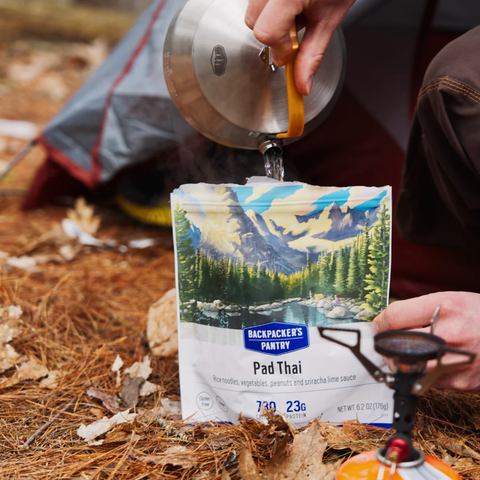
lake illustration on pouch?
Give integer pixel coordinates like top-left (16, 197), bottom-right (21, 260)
top-left (171, 180), bottom-right (391, 330)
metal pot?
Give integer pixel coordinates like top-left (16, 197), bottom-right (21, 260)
top-left (163, 0), bottom-right (346, 152)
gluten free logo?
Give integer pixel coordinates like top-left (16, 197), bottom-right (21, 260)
top-left (196, 391), bottom-right (213, 410)
top-left (211, 45), bottom-right (227, 76)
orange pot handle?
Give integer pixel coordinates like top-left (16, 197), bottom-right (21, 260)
top-left (277, 23), bottom-right (305, 139)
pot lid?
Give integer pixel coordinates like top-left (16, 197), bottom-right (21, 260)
top-left (192, 0), bottom-right (345, 135)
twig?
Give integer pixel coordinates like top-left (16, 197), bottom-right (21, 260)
top-left (0, 139), bottom-right (36, 184)
top-left (22, 397), bottom-right (77, 448)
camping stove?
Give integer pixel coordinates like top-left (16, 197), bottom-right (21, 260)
top-left (318, 307), bottom-right (475, 480)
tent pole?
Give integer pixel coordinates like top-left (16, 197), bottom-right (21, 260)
top-left (0, 139), bottom-right (37, 184)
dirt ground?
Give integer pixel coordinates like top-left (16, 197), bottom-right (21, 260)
top-left (0, 34), bottom-right (479, 480)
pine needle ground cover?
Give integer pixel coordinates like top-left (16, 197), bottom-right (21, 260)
top-left (0, 195), bottom-right (479, 479)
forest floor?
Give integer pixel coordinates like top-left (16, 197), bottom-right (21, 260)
top-left (0, 7), bottom-right (479, 480)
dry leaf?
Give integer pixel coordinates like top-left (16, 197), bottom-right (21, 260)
top-left (125, 356), bottom-right (152, 380)
top-left (120, 356), bottom-right (157, 407)
top-left (263, 409), bottom-right (294, 436)
top-left (131, 445), bottom-right (197, 469)
top-left (67, 197), bottom-right (101, 235)
top-left (206, 435), bottom-right (233, 450)
top-left (239, 448), bottom-right (261, 479)
top-left (239, 420), bottom-right (341, 480)
top-left (111, 355), bottom-right (123, 372)
top-left (139, 380), bottom-right (163, 398)
top-left (62, 219), bottom-right (105, 247)
top-left (59, 245), bottom-right (76, 261)
top-left (120, 376), bottom-right (145, 408)
top-left (147, 289), bottom-right (178, 358)
top-left (39, 370), bottom-right (62, 389)
top-left (436, 438), bottom-right (480, 460)
top-left (5, 252), bottom-right (72, 273)
top-left (90, 408), bottom-right (104, 420)
top-left (13, 227), bottom-right (72, 257)
top-left (0, 316), bottom-right (22, 342)
top-left (0, 305), bottom-right (23, 374)
top-left (103, 422), bottom-right (141, 444)
top-left (7, 51), bottom-right (59, 82)
top-left (140, 398), bottom-right (182, 423)
top-left (0, 357), bottom-right (49, 389)
top-left (77, 409), bottom-right (137, 445)
top-left (1, 305), bottom-right (22, 324)
top-left (128, 238), bottom-right (157, 249)
top-left (0, 344), bottom-right (21, 374)
top-left (86, 387), bottom-right (120, 414)
top-left (5, 256), bottom-right (40, 273)
top-left (34, 253), bottom-right (66, 265)
top-left (454, 457), bottom-right (476, 469)
top-left (317, 421), bottom-right (364, 451)
top-left (157, 397), bottom-right (182, 418)
top-left (111, 355), bottom-right (123, 388)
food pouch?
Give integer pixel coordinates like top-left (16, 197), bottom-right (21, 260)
top-left (171, 178), bottom-right (393, 426)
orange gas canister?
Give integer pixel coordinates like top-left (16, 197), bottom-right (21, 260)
top-left (336, 450), bottom-right (461, 480)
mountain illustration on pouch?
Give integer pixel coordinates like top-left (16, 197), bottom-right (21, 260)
top-left (171, 182), bottom-right (391, 330)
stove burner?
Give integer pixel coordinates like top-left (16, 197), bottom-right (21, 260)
top-left (374, 331), bottom-right (445, 364)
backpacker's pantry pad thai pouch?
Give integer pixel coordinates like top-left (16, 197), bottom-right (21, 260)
top-left (171, 178), bottom-right (393, 426)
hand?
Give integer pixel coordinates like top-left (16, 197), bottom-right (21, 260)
top-left (372, 292), bottom-right (480, 391)
top-left (245, 0), bottom-right (356, 95)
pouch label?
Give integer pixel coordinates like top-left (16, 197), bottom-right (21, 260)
top-left (243, 322), bottom-right (309, 356)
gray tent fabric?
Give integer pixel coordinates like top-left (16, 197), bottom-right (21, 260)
top-left (40, 0), bottom-right (194, 188)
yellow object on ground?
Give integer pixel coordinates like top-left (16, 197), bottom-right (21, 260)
top-left (116, 194), bottom-right (172, 227)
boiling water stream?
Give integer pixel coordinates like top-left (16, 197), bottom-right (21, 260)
top-left (263, 146), bottom-right (284, 181)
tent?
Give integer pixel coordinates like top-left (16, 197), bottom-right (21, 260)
top-left (24, 0), bottom-right (193, 207)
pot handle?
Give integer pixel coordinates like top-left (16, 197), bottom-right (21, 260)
top-left (277, 23), bottom-right (305, 139)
